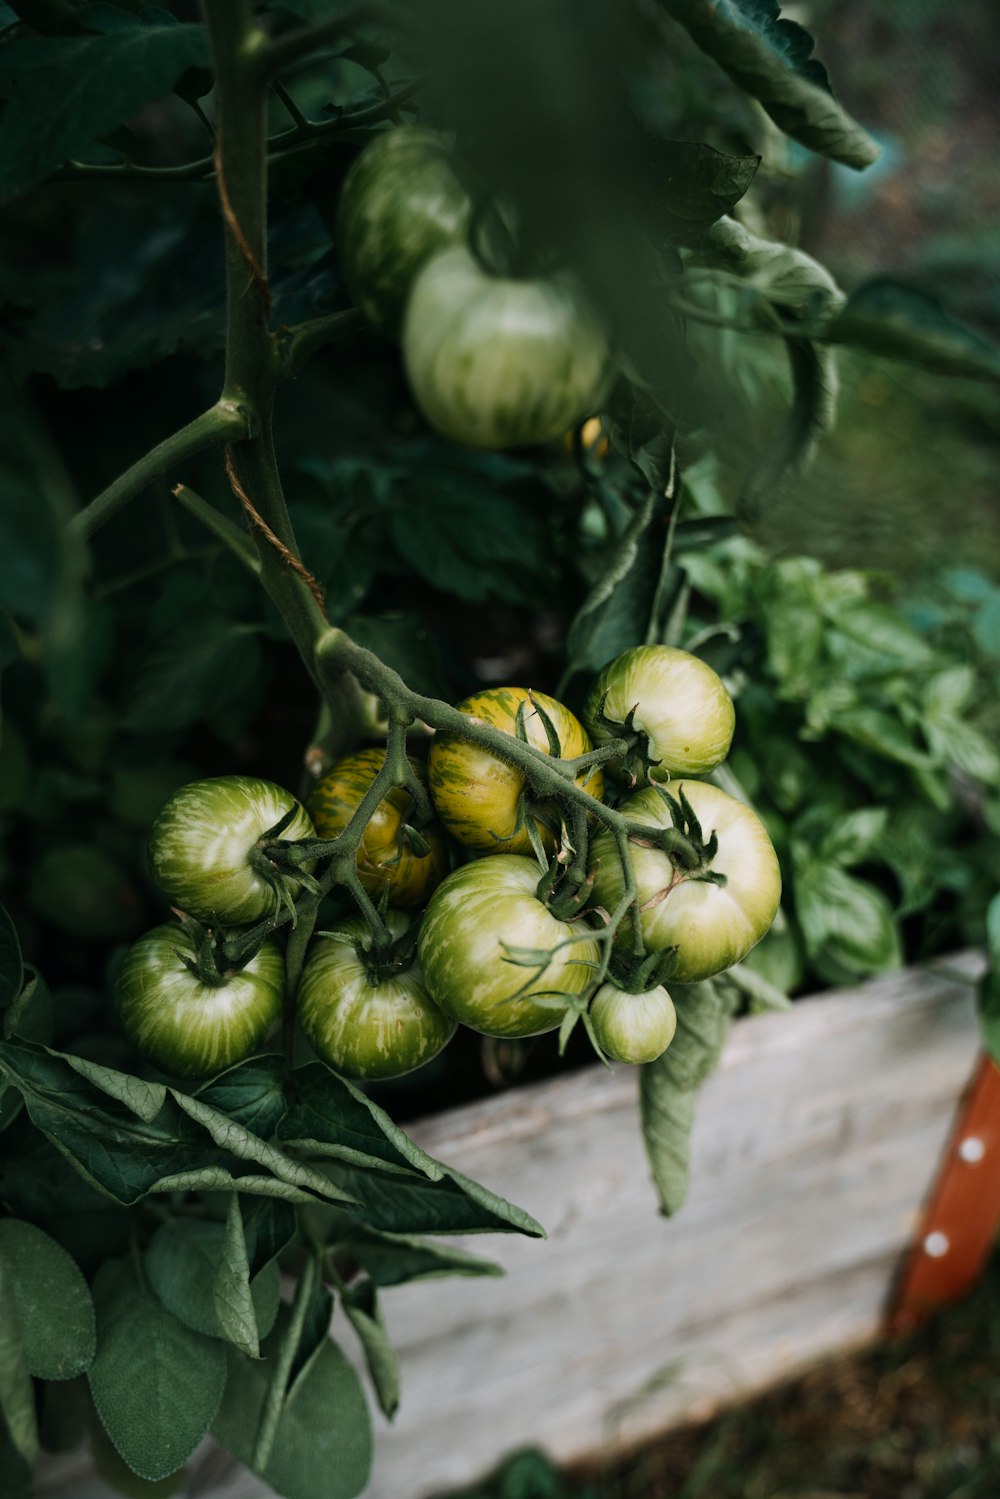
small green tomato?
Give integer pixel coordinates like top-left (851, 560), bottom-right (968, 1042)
top-left (589, 983), bottom-right (677, 1064)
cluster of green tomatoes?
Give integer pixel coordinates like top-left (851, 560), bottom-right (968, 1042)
top-left (336, 125), bottom-right (611, 450)
top-left (115, 646), bottom-right (781, 1083)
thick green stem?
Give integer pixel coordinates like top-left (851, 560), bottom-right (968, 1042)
top-left (204, 1), bottom-right (365, 750)
top-left (71, 402), bottom-right (248, 540)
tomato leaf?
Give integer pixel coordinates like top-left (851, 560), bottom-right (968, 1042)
top-left (340, 1280), bottom-right (400, 1419)
top-left (0, 9), bottom-right (210, 199)
top-left (278, 1063), bottom-right (544, 1237)
top-left (0, 1219), bottom-right (96, 1380)
top-left (213, 1308), bottom-right (373, 1499)
top-left (89, 1257), bottom-right (227, 1483)
top-left (655, 0), bottom-right (879, 169)
top-left (335, 1224), bottom-right (503, 1287)
top-left (824, 279), bottom-right (1000, 384)
top-left (793, 861), bottom-right (901, 976)
top-left (195, 1055), bottom-right (289, 1141)
top-left (123, 615), bottom-right (267, 736)
top-left (639, 978), bottom-right (739, 1216)
top-left (643, 139), bottom-right (759, 242)
top-left (0, 1038), bottom-right (357, 1208)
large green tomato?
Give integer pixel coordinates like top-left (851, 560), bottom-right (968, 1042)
top-left (584, 645), bottom-right (735, 783)
top-left (590, 780), bottom-right (780, 982)
top-left (335, 126), bottom-right (472, 338)
top-left (148, 777), bottom-right (315, 927)
top-left (116, 923), bottom-right (284, 1078)
top-left (589, 983), bottom-right (676, 1065)
top-left (427, 686), bottom-right (603, 857)
top-left (418, 855), bottom-right (600, 1038)
top-left (297, 911), bottom-right (455, 1080)
top-left (306, 749), bottom-right (449, 911)
top-left (402, 245), bottom-right (610, 450)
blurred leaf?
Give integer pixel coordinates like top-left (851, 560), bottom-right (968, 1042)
top-left (0, 906), bottom-right (23, 1019)
top-left (0, 8), bottom-right (210, 199)
top-left (0, 1218), bottom-right (96, 1379)
top-left (89, 1256), bottom-right (226, 1482)
top-left (814, 806), bottom-right (889, 867)
top-left (27, 844), bottom-right (143, 940)
top-left (793, 859), bottom-right (901, 975)
top-left (345, 613), bottom-right (451, 700)
top-left (824, 280), bottom-right (1000, 383)
top-left (977, 893), bottom-right (1000, 1066)
top-left (645, 139), bottom-right (759, 242)
top-left (0, 1255), bottom-right (37, 1464)
top-left (123, 614), bottom-right (266, 735)
top-left (657, 0), bottom-right (880, 169)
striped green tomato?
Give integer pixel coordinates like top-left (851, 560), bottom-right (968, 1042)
top-left (584, 645), bottom-right (735, 783)
top-left (116, 923), bottom-right (284, 1078)
top-left (402, 245), bottom-right (610, 450)
top-left (590, 780), bottom-right (780, 982)
top-left (335, 125), bottom-right (472, 338)
top-left (297, 911), bottom-right (455, 1080)
top-left (589, 983), bottom-right (676, 1064)
top-left (418, 855), bottom-right (600, 1039)
top-left (148, 777), bottom-right (315, 926)
top-left (427, 686), bottom-right (603, 857)
top-left (307, 749), bottom-right (449, 911)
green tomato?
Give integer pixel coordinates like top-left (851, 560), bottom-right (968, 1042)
top-left (584, 645), bottom-right (735, 782)
top-left (590, 780), bottom-right (780, 982)
top-left (116, 923), bottom-right (284, 1078)
top-left (148, 777), bottom-right (315, 927)
top-left (297, 911), bottom-right (455, 1080)
top-left (427, 686), bottom-right (603, 857)
top-left (336, 125), bottom-right (472, 338)
top-left (402, 245), bottom-right (610, 450)
top-left (306, 748), bottom-right (449, 911)
top-left (589, 983), bottom-right (676, 1064)
top-left (418, 855), bottom-right (600, 1038)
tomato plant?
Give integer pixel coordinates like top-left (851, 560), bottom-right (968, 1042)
top-left (590, 780), bottom-right (782, 982)
top-left (297, 911), bottom-right (455, 1079)
top-left (0, 2), bottom-right (996, 1496)
top-left (589, 982), bottom-right (677, 1065)
top-left (335, 126), bottom-right (472, 339)
top-left (584, 645), bottom-right (735, 784)
top-left (418, 856), bottom-right (601, 1038)
top-left (116, 923), bottom-right (284, 1078)
top-left (148, 777), bottom-right (316, 926)
top-left (307, 749), bottom-right (449, 910)
top-left (427, 686), bottom-right (603, 856)
top-left (402, 245), bottom-right (610, 449)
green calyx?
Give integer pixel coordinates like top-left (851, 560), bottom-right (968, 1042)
top-left (632, 784), bottom-right (728, 886)
top-left (588, 693), bottom-right (648, 787)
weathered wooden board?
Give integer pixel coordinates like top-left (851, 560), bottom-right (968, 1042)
top-left (348, 952), bottom-right (985, 1499)
top-left (38, 954), bottom-right (985, 1499)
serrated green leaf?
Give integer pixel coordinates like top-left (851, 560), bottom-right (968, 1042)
top-left (824, 279), bottom-right (1000, 383)
top-left (213, 1308), bottom-right (373, 1499)
top-left (0, 1219), bottom-right (95, 1379)
top-left (341, 1280), bottom-right (400, 1419)
top-left (657, 0), bottom-right (879, 169)
top-left (89, 1258), bottom-right (226, 1483)
top-left (0, 11), bottom-right (210, 199)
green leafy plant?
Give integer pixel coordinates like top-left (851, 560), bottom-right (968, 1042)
top-left (1, 2), bottom-right (998, 1496)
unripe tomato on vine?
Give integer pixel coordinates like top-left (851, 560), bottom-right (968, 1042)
top-left (402, 244), bottom-right (611, 450)
top-left (590, 780), bottom-right (780, 981)
top-left (418, 855), bottom-right (600, 1039)
top-left (335, 125), bottom-right (473, 339)
top-left (148, 777), bottom-right (315, 926)
top-left (584, 644), bottom-right (735, 785)
top-left (427, 686), bottom-right (602, 857)
top-left (307, 749), bottom-right (449, 911)
top-left (589, 982), bottom-right (677, 1065)
top-left (116, 924), bottom-right (284, 1078)
top-left (297, 911), bottom-right (455, 1080)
